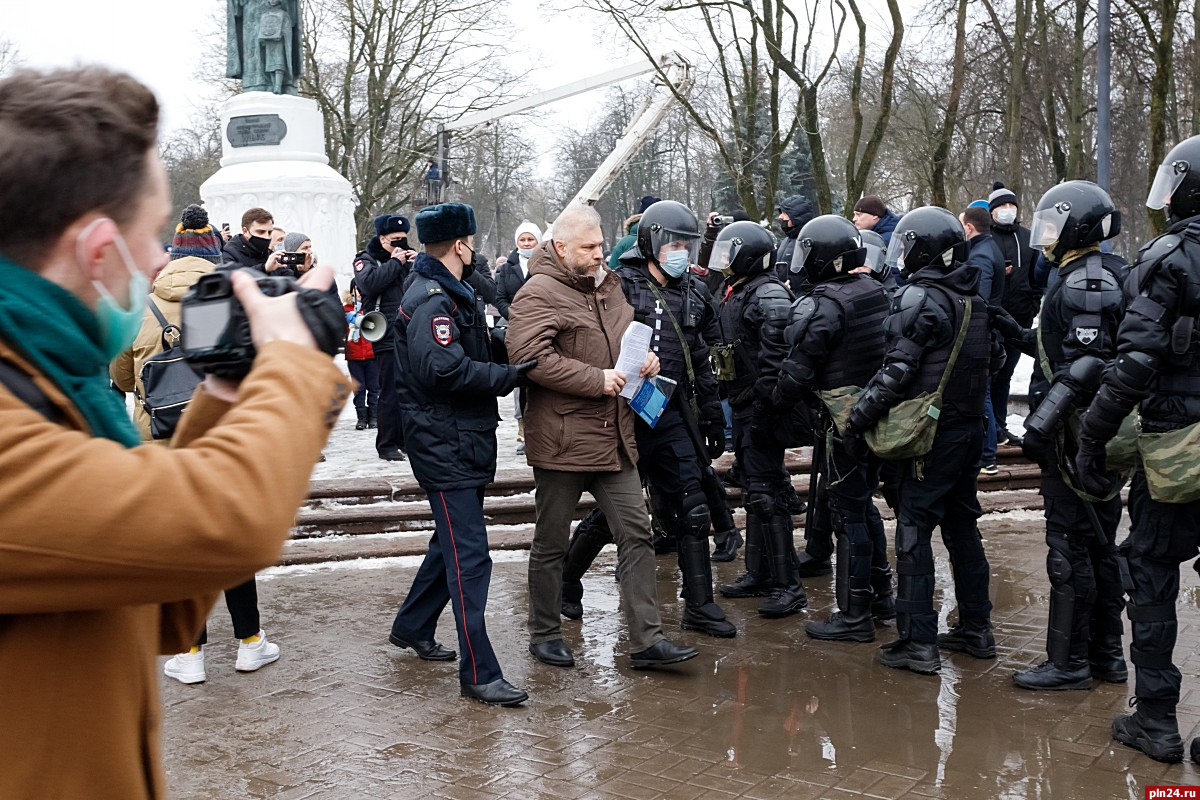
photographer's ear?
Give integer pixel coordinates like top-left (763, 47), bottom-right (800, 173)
top-left (72, 216), bottom-right (120, 282)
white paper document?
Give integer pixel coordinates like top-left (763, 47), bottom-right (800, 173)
top-left (616, 321), bottom-right (652, 399)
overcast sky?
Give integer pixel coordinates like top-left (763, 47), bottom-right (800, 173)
top-left (5, 0), bottom-right (644, 137)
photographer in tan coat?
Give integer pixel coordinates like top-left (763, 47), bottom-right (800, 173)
top-left (0, 67), bottom-right (347, 799)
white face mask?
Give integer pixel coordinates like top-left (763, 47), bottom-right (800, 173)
top-left (994, 208), bottom-right (1018, 226)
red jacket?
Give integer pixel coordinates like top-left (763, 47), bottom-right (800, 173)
top-left (344, 303), bottom-right (375, 361)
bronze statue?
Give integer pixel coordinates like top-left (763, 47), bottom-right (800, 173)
top-left (227, 0), bottom-right (303, 95)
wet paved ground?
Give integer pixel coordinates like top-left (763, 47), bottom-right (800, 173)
top-left (161, 508), bottom-right (1200, 799)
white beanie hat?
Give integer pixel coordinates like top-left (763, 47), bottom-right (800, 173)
top-left (515, 220), bottom-right (543, 246)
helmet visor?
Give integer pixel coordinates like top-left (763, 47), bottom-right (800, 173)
top-left (863, 241), bottom-right (886, 277)
top-left (791, 236), bottom-right (812, 274)
top-left (1029, 204), bottom-right (1069, 250)
top-left (710, 239), bottom-right (737, 274)
top-left (1147, 159), bottom-right (1190, 210)
top-left (651, 229), bottom-right (701, 265)
top-left (883, 231), bottom-right (910, 271)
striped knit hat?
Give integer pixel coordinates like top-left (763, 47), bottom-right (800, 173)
top-left (170, 204), bottom-right (222, 263)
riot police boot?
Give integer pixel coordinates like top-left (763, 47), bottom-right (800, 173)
top-left (936, 618), bottom-right (996, 659)
top-left (877, 638), bottom-right (941, 674)
top-left (870, 566), bottom-right (896, 621)
top-left (561, 509), bottom-right (613, 620)
top-left (758, 512), bottom-right (807, 618)
top-left (1089, 634), bottom-right (1129, 683)
top-left (355, 408), bottom-right (369, 430)
top-left (720, 516), bottom-right (771, 598)
top-left (678, 537), bottom-right (737, 638)
top-left (1112, 699), bottom-right (1184, 763)
top-left (1013, 659), bottom-right (1094, 691)
top-left (711, 527), bottom-right (743, 563)
top-left (796, 551), bottom-right (833, 578)
top-left (806, 530), bottom-right (874, 642)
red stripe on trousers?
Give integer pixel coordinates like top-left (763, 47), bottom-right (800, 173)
top-left (439, 491), bottom-right (479, 684)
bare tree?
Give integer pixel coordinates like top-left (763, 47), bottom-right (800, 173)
top-left (301, 0), bottom-right (513, 239)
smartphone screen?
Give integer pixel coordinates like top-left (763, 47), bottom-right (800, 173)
top-left (182, 299), bottom-right (233, 351)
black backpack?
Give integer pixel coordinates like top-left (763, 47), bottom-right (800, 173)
top-left (138, 300), bottom-right (201, 440)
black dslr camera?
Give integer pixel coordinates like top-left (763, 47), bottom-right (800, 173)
top-left (181, 270), bottom-right (343, 379)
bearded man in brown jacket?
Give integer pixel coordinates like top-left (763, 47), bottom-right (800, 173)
top-left (506, 204), bottom-right (699, 671)
top-left (0, 67), bottom-right (347, 799)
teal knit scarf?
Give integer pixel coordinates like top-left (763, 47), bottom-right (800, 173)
top-left (0, 256), bottom-right (140, 447)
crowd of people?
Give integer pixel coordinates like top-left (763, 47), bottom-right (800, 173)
top-left (4, 63), bottom-right (1200, 798)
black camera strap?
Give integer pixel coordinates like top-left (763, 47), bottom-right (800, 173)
top-left (0, 357), bottom-right (62, 423)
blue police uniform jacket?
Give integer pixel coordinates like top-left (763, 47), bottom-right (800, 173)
top-left (394, 253), bottom-right (520, 491)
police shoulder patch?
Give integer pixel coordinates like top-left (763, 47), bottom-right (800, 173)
top-left (353, 258), bottom-right (366, 273)
top-left (432, 315), bottom-right (453, 346)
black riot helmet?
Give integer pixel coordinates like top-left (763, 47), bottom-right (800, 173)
top-left (790, 214), bottom-right (865, 284)
top-left (711, 221), bottom-right (775, 277)
top-left (859, 229), bottom-right (888, 280)
top-left (636, 200), bottom-right (701, 265)
top-left (884, 206), bottom-right (969, 278)
top-left (1029, 180), bottom-right (1121, 262)
top-left (1148, 135), bottom-right (1200, 222)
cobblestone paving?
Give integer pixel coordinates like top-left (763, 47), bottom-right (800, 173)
top-left (162, 511), bottom-right (1200, 799)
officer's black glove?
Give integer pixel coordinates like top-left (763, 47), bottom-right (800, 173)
top-left (1074, 435), bottom-right (1116, 498)
top-left (841, 427), bottom-right (868, 460)
top-left (701, 419), bottom-right (727, 461)
top-left (513, 359), bottom-right (538, 384)
top-left (1020, 428), bottom-right (1054, 470)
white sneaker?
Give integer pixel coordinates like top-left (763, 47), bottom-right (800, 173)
top-left (235, 630), bottom-right (281, 672)
top-left (164, 649), bottom-right (206, 684)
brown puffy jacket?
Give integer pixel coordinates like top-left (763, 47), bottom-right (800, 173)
top-left (506, 241), bottom-right (639, 471)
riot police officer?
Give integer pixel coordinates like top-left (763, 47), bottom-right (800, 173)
top-left (998, 181), bottom-right (1129, 692)
top-left (712, 221), bottom-right (807, 617)
top-left (844, 206), bottom-right (998, 674)
top-left (355, 214), bottom-right (417, 460)
top-left (387, 203), bottom-right (536, 707)
top-left (608, 200), bottom-right (736, 637)
top-left (1076, 135), bottom-right (1200, 763)
top-left (775, 215), bottom-right (894, 641)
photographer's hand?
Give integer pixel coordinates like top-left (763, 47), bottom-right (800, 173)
top-left (264, 251), bottom-right (283, 272)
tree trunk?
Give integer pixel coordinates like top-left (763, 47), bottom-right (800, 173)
top-left (931, 0), bottom-right (968, 206)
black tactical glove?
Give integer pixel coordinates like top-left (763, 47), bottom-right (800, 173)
top-left (701, 419), bottom-right (727, 461)
top-left (513, 359), bottom-right (538, 385)
top-left (1074, 435), bottom-right (1116, 498)
top-left (1020, 428), bottom-right (1054, 470)
top-left (842, 427), bottom-right (868, 460)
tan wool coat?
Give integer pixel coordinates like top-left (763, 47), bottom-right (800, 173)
top-left (506, 241), bottom-right (639, 471)
top-left (0, 337), bottom-right (348, 800)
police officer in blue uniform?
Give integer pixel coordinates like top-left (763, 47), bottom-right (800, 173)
top-left (355, 213), bottom-right (417, 460)
top-left (775, 215), bottom-right (895, 643)
top-left (387, 203), bottom-right (536, 707)
top-left (844, 206), bottom-right (1000, 675)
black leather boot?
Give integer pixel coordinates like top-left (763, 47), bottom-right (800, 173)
top-left (561, 509), bottom-right (612, 620)
top-left (758, 512), bottom-right (806, 618)
top-left (720, 515), bottom-right (772, 598)
top-left (355, 408), bottom-right (369, 430)
top-left (806, 527), bottom-right (874, 642)
top-left (1089, 634), bottom-right (1128, 683)
top-left (678, 537), bottom-right (736, 638)
top-left (1013, 659), bottom-right (1094, 691)
top-left (366, 407), bottom-right (378, 429)
top-left (1112, 699), bottom-right (1184, 763)
top-left (937, 618), bottom-right (996, 659)
top-left (711, 528), bottom-right (743, 563)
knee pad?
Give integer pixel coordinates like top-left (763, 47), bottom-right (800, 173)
top-left (745, 491), bottom-right (777, 522)
top-left (680, 491), bottom-right (711, 539)
top-left (1046, 540), bottom-right (1074, 589)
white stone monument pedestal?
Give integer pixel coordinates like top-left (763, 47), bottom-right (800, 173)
top-left (200, 92), bottom-right (357, 289)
